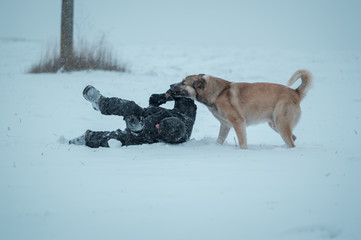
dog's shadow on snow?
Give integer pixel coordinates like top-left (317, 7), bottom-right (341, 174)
top-left (184, 138), bottom-right (285, 151)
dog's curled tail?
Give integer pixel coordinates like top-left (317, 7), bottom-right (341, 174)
top-left (287, 69), bottom-right (312, 100)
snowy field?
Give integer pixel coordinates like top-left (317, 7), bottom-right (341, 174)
top-left (1, 38), bottom-right (361, 240)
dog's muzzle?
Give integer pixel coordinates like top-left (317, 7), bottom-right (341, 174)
top-left (169, 83), bottom-right (187, 96)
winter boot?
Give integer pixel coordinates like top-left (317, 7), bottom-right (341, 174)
top-left (83, 85), bottom-right (104, 111)
top-left (69, 130), bottom-right (90, 146)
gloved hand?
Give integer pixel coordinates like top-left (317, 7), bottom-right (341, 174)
top-left (165, 89), bottom-right (175, 100)
top-left (149, 94), bottom-right (167, 106)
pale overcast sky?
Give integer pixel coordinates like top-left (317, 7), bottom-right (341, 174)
top-left (1, 0), bottom-right (360, 51)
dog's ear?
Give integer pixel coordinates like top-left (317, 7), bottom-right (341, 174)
top-left (193, 79), bottom-right (205, 90)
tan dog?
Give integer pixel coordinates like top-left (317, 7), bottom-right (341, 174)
top-left (170, 70), bottom-right (312, 149)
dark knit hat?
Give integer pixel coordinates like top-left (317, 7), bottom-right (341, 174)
top-left (158, 117), bottom-right (186, 143)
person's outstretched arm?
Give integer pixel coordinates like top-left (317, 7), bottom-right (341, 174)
top-left (148, 90), bottom-right (174, 107)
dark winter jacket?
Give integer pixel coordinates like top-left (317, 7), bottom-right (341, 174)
top-left (118, 92), bottom-right (197, 146)
top-left (144, 93), bottom-right (197, 143)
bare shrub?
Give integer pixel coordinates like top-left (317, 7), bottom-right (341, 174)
top-left (29, 38), bottom-right (127, 73)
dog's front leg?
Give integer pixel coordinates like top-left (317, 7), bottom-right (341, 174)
top-left (232, 118), bottom-right (247, 149)
top-left (217, 123), bottom-right (231, 145)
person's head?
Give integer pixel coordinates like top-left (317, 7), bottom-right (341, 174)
top-left (158, 117), bottom-right (186, 143)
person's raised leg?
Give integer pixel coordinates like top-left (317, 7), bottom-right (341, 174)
top-left (83, 85), bottom-right (146, 132)
top-left (83, 85), bottom-right (144, 117)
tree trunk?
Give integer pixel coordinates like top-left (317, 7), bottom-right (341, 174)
top-left (60, 0), bottom-right (74, 70)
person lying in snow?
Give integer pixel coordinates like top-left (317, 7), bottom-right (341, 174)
top-left (69, 85), bottom-right (197, 148)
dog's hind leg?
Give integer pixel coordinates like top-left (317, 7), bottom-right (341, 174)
top-left (217, 123), bottom-right (231, 145)
top-left (275, 110), bottom-right (299, 148)
top-left (278, 123), bottom-right (295, 148)
top-left (268, 121), bottom-right (297, 142)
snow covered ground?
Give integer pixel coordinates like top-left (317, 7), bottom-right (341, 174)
top-left (1, 38), bottom-right (361, 240)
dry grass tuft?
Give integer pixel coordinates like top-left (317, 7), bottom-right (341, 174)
top-left (29, 38), bottom-right (127, 73)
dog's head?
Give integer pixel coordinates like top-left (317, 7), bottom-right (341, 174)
top-left (170, 74), bottom-right (206, 100)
